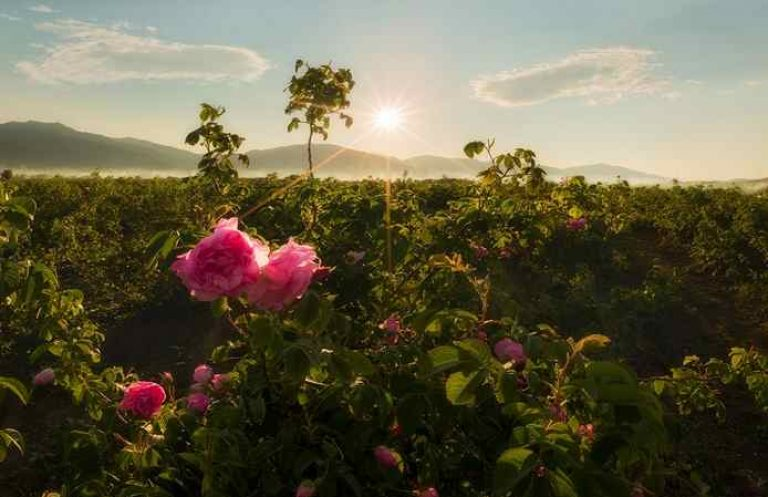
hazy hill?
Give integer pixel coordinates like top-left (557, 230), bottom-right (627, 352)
top-left (245, 144), bottom-right (410, 179)
top-left (0, 121), bottom-right (675, 184)
top-left (0, 121), bottom-right (197, 173)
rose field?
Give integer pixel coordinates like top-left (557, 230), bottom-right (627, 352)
top-left (1, 98), bottom-right (768, 497)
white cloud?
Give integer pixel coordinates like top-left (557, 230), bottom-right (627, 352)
top-left (29, 4), bottom-right (57, 13)
top-left (146, 26), bottom-right (158, 33)
top-left (1, 13), bottom-right (22, 21)
top-left (744, 80), bottom-right (766, 87)
top-left (17, 19), bottom-right (270, 84)
top-left (471, 47), bottom-right (672, 107)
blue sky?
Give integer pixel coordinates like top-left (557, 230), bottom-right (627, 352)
top-left (0, 0), bottom-right (766, 179)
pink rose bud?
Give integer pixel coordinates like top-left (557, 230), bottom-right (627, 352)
top-left (379, 314), bottom-right (402, 334)
top-left (160, 371), bottom-right (174, 383)
top-left (247, 239), bottom-right (321, 311)
top-left (389, 423), bottom-right (403, 437)
top-left (187, 392), bottom-right (210, 414)
top-left (295, 481), bottom-right (316, 497)
top-left (33, 368), bottom-right (55, 386)
top-left (566, 217), bottom-right (587, 231)
top-left (471, 243), bottom-right (489, 259)
top-left (374, 445), bottom-right (399, 469)
top-left (419, 488), bottom-right (439, 497)
top-left (493, 338), bottom-right (526, 364)
top-left (578, 423), bottom-right (595, 441)
top-left (193, 364), bottom-right (214, 384)
top-left (119, 381), bottom-right (166, 419)
top-left (549, 403), bottom-right (568, 422)
top-left (534, 465), bottom-right (547, 478)
top-left (171, 218), bottom-right (270, 301)
top-left (211, 373), bottom-right (230, 392)
top-left (476, 329), bottom-right (488, 342)
top-left (498, 247), bottom-right (512, 259)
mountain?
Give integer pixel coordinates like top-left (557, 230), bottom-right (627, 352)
top-left (0, 121), bottom-right (197, 173)
top-left (245, 144), bottom-right (410, 179)
top-left (551, 163), bottom-right (668, 184)
top-left (0, 121), bottom-right (672, 184)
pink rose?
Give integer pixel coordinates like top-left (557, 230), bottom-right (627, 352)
top-left (494, 338), bottom-right (526, 364)
top-left (374, 445), bottom-right (400, 470)
top-left (566, 217), bottom-right (587, 231)
top-left (120, 381), bottom-right (166, 419)
top-left (295, 481), bottom-right (316, 497)
top-left (247, 239), bottom-right (321, 311)
top-left (33, 368), bottom-right (55, 386)
top-left (187, 392), bottom-right (210, 414)
top-left (193, 364), bottom-right (214, 384)
top-left (420, 488), bottom-right (439, 497)
top-left (211, 373), bottom-right (230, 392)
top-left (171, 218), bottom-right (269, 301)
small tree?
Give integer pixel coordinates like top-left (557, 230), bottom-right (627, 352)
top-left (185, 103), bottom-right (249, 192)
top-left (464, 139), bottom-right (546, 190)
top-left (285, 60), bottom-right (355, 177)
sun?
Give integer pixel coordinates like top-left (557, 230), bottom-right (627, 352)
top-left (373, 107), bottom-right (404, 131)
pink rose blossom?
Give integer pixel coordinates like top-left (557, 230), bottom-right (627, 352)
top-left (171, 218), bottom-right (269, 301)
top-left (566, 217), bottom-right (587, 231)
top-left (187, 392), bottom-right (210, 414)
top-left (295, 481), bottom-right (316, 497)
top-left (494, 338), bottom-right (526, 364)
top-left (193, 364), bottom-right (214, 384)
top-left (120, 381), bottom-right (166, 419)
top-left (374, 445), bottom-right (399, 469)
top-left (419, 488), bottom-right (439, 497)
top-left (32, 368), bottom-right (55, 386)
top-left (211, 373), bottom-right (230, 392)
top-left (247, 239), bottom-right (321, 311)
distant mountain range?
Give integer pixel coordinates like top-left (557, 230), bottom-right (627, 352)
top-left (0, 120), bottom-right (724, 185)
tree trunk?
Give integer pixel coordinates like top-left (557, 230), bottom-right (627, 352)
top-left (307, 129), bottom-right (314, 178)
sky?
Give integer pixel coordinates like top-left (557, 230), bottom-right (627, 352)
top-left (0, 0), bottom-right (766, 180)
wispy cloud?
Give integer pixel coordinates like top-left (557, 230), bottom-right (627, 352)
top-left (471, 47), bottom-right (672, 107)
top-left (744, 80), bottom-right (766, 87)
top-left (1, 13), bottom-right (22, 21)
top-left (17, 19), bottom-right (271, 85)
top-left (28, 4), bottom-right (57, 13)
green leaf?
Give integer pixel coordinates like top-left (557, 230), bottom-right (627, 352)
top-left (456, 339), bottom-right (492, 365)
top-left (427, 346), bottom-right (462, 374)
top-left (0, 377), bottom-right (29, 404)
top-left (548, 468), bottom-right (578, 497)
top-left (572, 334), bottom-right (611, 355)
top-left (494, 447), bottom-right (535, 496)
top-left (464, 141), bottom-right (486, 159)
top-left (445, 370), bottom-right (483, 406)
top-left (336, 349), bottom-right (376, 377)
